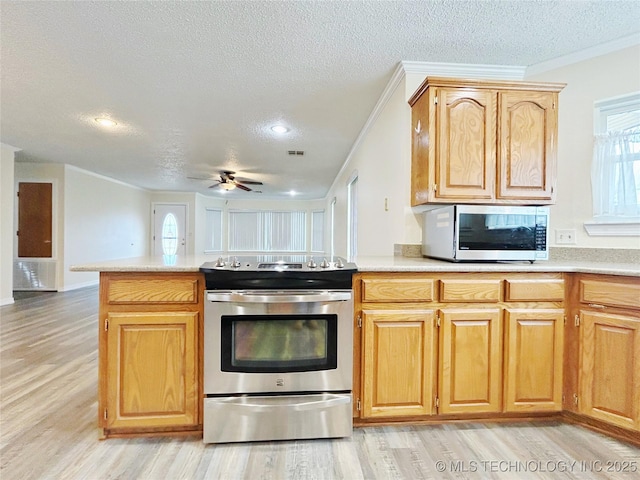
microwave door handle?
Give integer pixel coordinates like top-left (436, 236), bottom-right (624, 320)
top-left (206, 290), bottom-right (352, 303)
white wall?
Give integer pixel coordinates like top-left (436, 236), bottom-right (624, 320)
top-left (63, 166), bottom-right (151, 290)
top-left (0, 144), bottom-right (19, 305)
top-left (525, 45), bottom-right (640, 249)
top-left (13, 162), bottom-right (151, 291)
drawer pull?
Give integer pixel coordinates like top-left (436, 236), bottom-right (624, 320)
top-left (588, 303), bottom-right (606, 309)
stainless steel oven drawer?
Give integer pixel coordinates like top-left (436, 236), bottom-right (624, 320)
top-left (203, 393), bottom-right (352, 443)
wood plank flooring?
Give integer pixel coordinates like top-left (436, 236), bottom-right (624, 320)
top-left (1, 287), bottom-right (639, 480)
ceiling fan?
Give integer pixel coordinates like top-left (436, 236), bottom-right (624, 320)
top-left (189, 171), bottom-right (263, 192)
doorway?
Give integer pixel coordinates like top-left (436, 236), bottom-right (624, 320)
top-left (152, 203), bottom-right (188, 256)
top-left (14, 182), bottom-right (56, 290)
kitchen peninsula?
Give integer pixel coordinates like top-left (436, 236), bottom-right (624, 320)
top-left (71, 254), bottom-right (640, 446)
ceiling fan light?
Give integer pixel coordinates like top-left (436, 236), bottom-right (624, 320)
top-left (219, 182), bottom-right (236, 191)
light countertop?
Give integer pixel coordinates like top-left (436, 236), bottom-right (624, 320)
top-left (70, 254), bottom-right (640, 277)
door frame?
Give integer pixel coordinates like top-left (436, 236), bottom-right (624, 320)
top-left (151, 202), bottom-right (189, 256)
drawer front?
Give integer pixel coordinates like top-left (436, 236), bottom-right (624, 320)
top-left (440, 279), bottom-right (501, 303)
top-left (505, 279), bottom-right (564, 302)
top-left (107, 278), bottom-right (200, 304)
top-left (580, 280), bottom-right (640, 310)
top-left (361, 278), bottom-right (435, 302)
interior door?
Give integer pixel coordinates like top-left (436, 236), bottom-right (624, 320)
top-left (17, 182), bottom-right (53, 257)
top-left (153, 204), bottom-right (187, 256)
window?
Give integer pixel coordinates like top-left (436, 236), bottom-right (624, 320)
top-left (330, 197), bottom-right (336, 258)
top-left (161, 213), bottom-right (178, 255)
top-left (228, 210), bottom-right (306, 252)
top-left (311, 210), bottom-right (324, 252)
top-left (588, 93), bottom-right (640, 235)
top-left (205, 208), bottom-right (223, 252)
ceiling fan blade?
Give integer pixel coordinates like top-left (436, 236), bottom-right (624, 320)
top-left (208, 183), bottom-right (220, 189)
top-left (187, 176), bottom-right (213, 181)
top-left (236, 180), bottom-right (263, 185)
top-left (235, 183), bottom-right (252, 191)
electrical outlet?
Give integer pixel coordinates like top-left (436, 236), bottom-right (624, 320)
top-left (555, 229), bottom-right (577, 245)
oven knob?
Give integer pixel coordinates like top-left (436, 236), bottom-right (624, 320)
top-left (320, 258), bottom-right (330, 268)
top-left (215, 256), bottom-right (226, 268)
top-left (307, 258), bottom-right (317, 268)
top-left (232, 257), bottom-right (241, 268)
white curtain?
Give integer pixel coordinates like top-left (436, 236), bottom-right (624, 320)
top-left (591, 129), bottom-right (640, 217)
top-left (228, 210), bottom-right (306, 252)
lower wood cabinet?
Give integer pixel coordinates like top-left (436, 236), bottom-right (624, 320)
top-left (579, 310), bottom-right (640, 431)
top-left (504, 309), bottom-right (564, 412)
top-left (438, 308), bottom-right (502, 414)
top-left (105, 312), bottom-right (199, 430)
top-left (361, 310), bottom-right (437, 417)
top-left (99, 272), bottom-right (203, 437)
top-left (356, 272), bottom-right (566, 421)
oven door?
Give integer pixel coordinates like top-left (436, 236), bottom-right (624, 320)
top-left (204, 290), bottom-right (353, 395)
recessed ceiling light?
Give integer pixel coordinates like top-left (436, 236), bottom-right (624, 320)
top-left (271, 124), bottom-right (289, 134)
top-left (95, 118), bottom-right (117, 127)
top-left (289, 190), bottom-right (297, 196)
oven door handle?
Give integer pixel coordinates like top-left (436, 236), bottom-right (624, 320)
top-left (206, 290), bottom-right (352, 303)
top-left (210, 393), bottom-right (351, 412)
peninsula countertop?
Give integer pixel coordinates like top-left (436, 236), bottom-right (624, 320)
top-left (70, 254), bottom-right (640, 277)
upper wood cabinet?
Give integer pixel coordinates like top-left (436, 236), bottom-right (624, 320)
top-left (409, 77), bottom-right (565, 206)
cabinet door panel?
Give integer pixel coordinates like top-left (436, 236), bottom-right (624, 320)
top-left (497, 91), bottom-right (557, 201)
top-left (106, 312), bottom-right (198, 429)
top-left (439, 308), bottom-right (502, 413)
top-left (362, 310), bottom-right (436, 417)
top-left (436, 89), bottom-right (496, 200)
top-left (504, 309), bottom-right (564, 412)
top-left (580, 311), bottom-right (640, 431)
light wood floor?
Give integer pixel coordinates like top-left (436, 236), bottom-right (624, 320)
top-left (1, 287), bottom-right (638, 480)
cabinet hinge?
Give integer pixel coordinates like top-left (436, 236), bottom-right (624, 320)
top-left (574, 315), bottom-right (580, 327)
top-left (104, 408), bottom-right (108, 420)
top-left (563, 315), bottom-right (566, 326)
top-left (434, 96), bottom-right (438, 105)
top-left (356, 398), bottom-right (361, 411)
top-left (104, 319), bottom-right (109, 331)
top-left (573, 394), bottom-right (579, 407)
top-left (357, 315), bottom-right (362, 328)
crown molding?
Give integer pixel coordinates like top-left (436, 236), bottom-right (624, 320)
top-left (525, 33), bottom-right (640, 77)
top-left (401, 61), bottom-right (526, 80)
top-left (1, 143), bottom-right (22, 152)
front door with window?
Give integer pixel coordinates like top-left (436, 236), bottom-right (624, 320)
top-left (153, 204), bottom-right (187, 256)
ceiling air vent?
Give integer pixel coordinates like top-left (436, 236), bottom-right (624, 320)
top-left (287, 150), bottom-right (305, 156)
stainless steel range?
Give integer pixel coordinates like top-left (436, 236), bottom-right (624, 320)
top-left (200, 255), bottom-right (357, 444)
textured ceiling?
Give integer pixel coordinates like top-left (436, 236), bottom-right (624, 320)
top-left (2, 1), bottom-right (640, 199)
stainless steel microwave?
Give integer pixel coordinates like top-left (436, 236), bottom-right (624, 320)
top-left (422, 205), bottom-right (549, 262)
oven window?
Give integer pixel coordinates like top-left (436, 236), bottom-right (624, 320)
top-left (458, 213), bottom-right (540, 250)
top-left (221, 314), bottom-right (338, 373)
